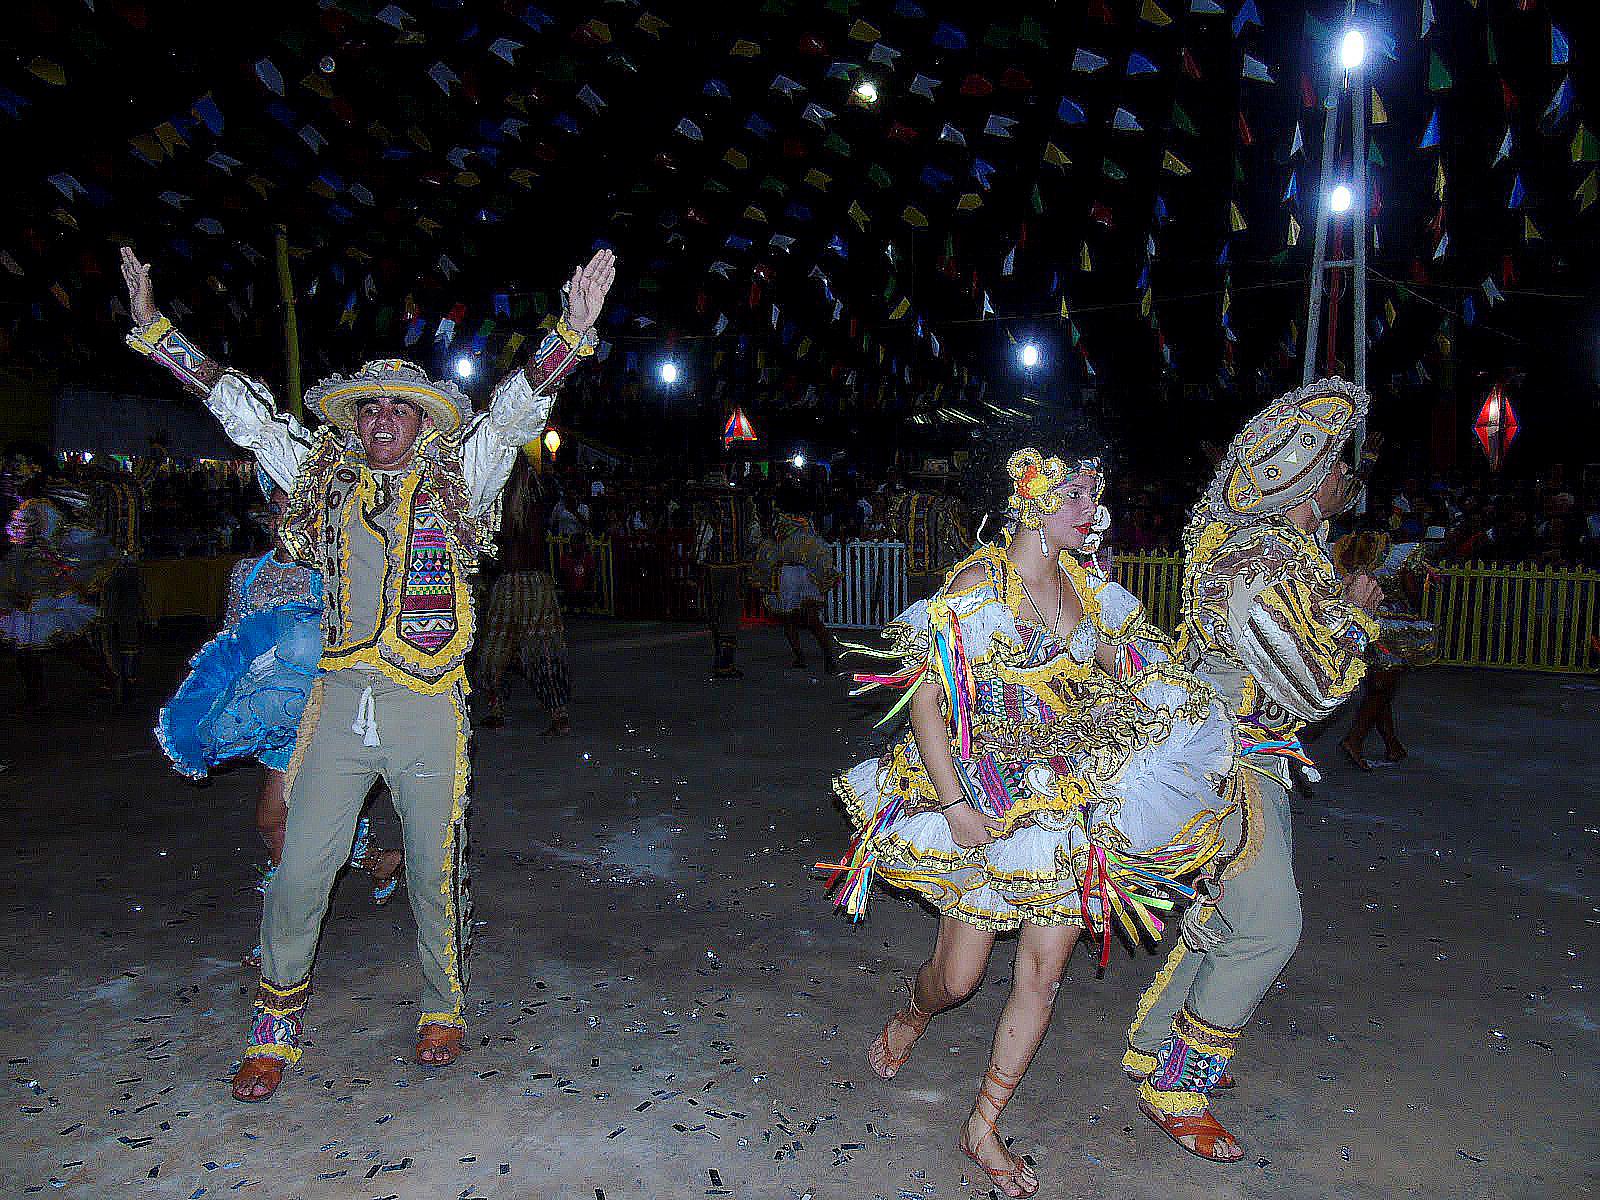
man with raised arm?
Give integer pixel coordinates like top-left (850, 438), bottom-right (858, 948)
top-left (121, 245), bottom-right (616, 1102)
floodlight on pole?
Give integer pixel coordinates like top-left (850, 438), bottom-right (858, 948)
top-left (854, 80), bottom-right (879, 104)
top-left (1019, 342), bottom-right (1041, 369)
top-left (1338, 30), bottom-right (1366, 71)
top-left (659, 360), bottom-right (680, 384)
top-left (1303, 12), bottom-right (1373, 464)
top-left (791, 452), bottom-right (806, 469)
top-left (453, 355), bottom-right (476, 380)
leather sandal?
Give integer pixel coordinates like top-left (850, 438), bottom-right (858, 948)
top-left (959, 1065), bottom-right (1038, 1198)
top-left (1139, 1098), bottom-right (1243, 1163)
top-left (868, 983), bottom-right (932, 1080)
top-left (232, 1057), bottom-right (286, 1103)
top-left (1338, 739), bottom-right (1372, 771)
top-left (414, 1023), bottom-right (466, 1068)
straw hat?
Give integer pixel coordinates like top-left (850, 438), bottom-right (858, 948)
top-left (304, 358), bottom-right (468, 435)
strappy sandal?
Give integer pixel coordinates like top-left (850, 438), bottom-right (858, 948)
top-left (364, 848), bottom-right (404, 906)
top-left (232, 1057), bottom-right (286, 1103)
top-left (1338, 739), bottom-right (1372, 771)
top-left (414, 1023), bottom-right (466, 1068)
top-left (959, 1065), bottom-right (1038, 1198)
top-left (868, 983), bottom-right (932, 1080)
top-left (1139, 1097), bottom-right (1243, 1163)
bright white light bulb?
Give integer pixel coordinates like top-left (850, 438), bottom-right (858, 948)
top-left (453, 356), bottom-right (475, 380)
top-left (1339, 30), bottom-right (1366, 71)
top-left (791, 452), bottom-right (806, 469)
top-left (659, 361), bottom-right (679, 384)
top-left (1020, 343), bottom-right (1041, 369)
top-left (854, 80), bottom-right (879, 104)
top-left (1329, 184), bottom-right (1354, 214)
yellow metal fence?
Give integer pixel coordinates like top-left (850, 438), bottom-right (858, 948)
top-left (1113, 552), bottom-right (1600, 675)
top-left (535, 537), bottom-right (1599, 674)
top-left (1423, 561), bottom-right (1600, 673)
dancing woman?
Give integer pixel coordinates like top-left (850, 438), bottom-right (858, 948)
top-left (158, 474), bottom-right (407, 962)
top-left (825, 450), bottom-right (1236, 1197)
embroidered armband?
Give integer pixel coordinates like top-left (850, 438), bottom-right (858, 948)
top-left (125, 312), bottom-right (221, 398)
top-left (523, 320), bottom-right (594, 395)
top-left (554, 314), bottom-right (598, 357)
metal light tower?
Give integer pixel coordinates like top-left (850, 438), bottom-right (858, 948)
top-left (1303, 14), bottom-right (1370, 406)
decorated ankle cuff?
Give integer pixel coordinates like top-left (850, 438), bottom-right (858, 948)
top-left (418, 1011), bottom-right (467, 1031)
top-left (1122, 1043), bottom-right (1160, 1078)
top-left (1140, 1008), bottom-right (1240, 1113)
top-left (245, 1008), bottom-right (303, 1065)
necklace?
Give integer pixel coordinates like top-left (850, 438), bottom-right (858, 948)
top-left (1017, 568), bottom-right (1063, 634)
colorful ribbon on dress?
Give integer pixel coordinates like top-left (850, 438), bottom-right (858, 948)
top-left (816, 787), bottom-right (909, 921)
top-left (1078, 841), bottom-right (1205, 968)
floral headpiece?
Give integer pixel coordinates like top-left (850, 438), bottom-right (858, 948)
top-left (1005, 448), bottom-right (1105, 530)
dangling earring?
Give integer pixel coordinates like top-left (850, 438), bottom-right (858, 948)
top-left (1039, 527), bottom-right (1050, 558)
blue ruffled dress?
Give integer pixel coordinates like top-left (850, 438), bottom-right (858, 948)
top-left (158, 554), bottom-right (323, 777)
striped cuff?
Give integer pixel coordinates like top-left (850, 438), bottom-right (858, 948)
top-left (124, 312), bottom-right (219, 398)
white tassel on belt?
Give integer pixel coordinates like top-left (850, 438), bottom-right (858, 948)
top-left (351, 685), bottom-right (381, 748)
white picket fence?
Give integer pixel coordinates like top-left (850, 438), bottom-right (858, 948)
top-left (825, 540), bottom-right (909, 629)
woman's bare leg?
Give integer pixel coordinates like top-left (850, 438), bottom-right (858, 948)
top-left (781, 615), bottom-right (807, 667)
top-left (870, 915), bottom-right (995, 1078)
top-left (801, 602), bottom-right (838, 673)
top-left (1372, 669), bottom-right (1406, 760)
top-left (959, 922), bottom-right (1082, 1197)
top-left (256, 768), bottom-right (287, 865)
top-left (1339, 682), bottom-right (1382, 769)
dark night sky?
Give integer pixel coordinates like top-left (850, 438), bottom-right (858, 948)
top-left (2, 0), bottom-right (1595, 477)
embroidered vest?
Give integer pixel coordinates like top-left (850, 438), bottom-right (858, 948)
top-left (282, 427), bottom-right (495, 693)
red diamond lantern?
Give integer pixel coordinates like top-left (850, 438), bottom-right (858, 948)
top-left (1473, 385), bottom-right (1519, 472)
top-left (721, 406), bottom-right (757, 446)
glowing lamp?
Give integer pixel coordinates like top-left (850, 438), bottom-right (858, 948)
top-left (791, 452), bottom-right (807, 469)
top-left (854, 80), bottom-right (879, 104)
top-left (1019, 343), bottom-right (1041, 369)
top-left (1339, 30), bottom-right (1366, 70)
top-left (453, 355), bottom-right (475, 380)
top-left (659, 361), bottom-right (680, 384)
top-left (1328, 184), bottom-right (1354, 214)
top-left (543, 429), bottom-right (561, 456)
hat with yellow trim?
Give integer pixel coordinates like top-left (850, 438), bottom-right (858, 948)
top-left (304, 358), bottom-right (469, 435)
top-left (1202, 377), bottom-right (1368, 523)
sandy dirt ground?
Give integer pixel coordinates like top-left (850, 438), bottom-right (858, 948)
top-left (1, 618), bottom-right (1595, 1200)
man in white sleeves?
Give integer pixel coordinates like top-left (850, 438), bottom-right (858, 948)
top-left (121, 245), bottom-right (616, 1102)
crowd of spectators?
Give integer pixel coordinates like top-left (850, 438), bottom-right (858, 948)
top-left (11, 450), bottom-right (1598, 570)
top-left (1368, 467), bottom-right (1597, 567)
top-left (534, 457), bottom-right (1600, 570)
